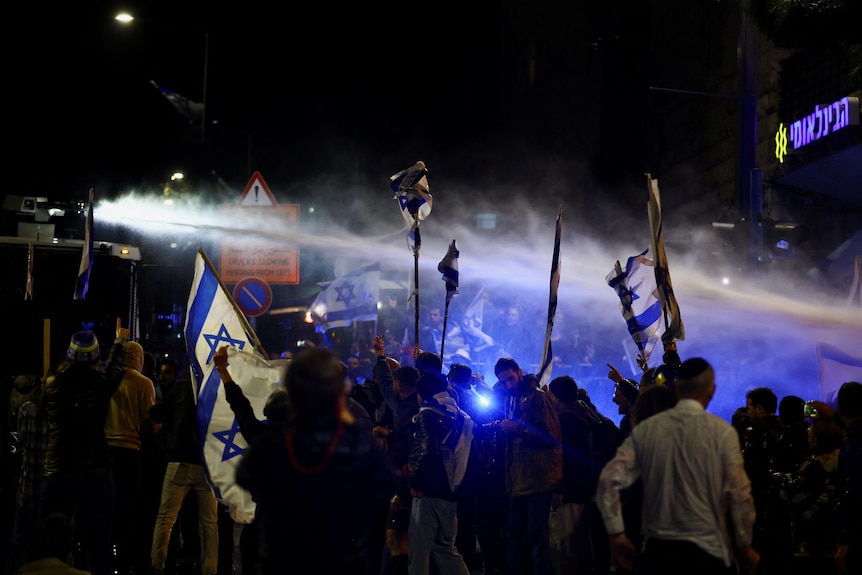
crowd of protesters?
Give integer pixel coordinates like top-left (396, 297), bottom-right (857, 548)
top-left (1, 303), bottom-right (860, 575)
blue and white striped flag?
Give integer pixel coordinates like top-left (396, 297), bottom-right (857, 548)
top-left (309, 263), bottom-right (381, 329)
top-left (185, 248), bottom-right (285, 523)
top-left (646, 174), bottom-right (685, 343)
top-left (73, 188), bottom-right (94, 300)
top-left (606, 247), bottom-right (662, 358)
top-left (390, 161), bottom-right (432, 248)
top-left (438, 240), bottom-right (459, 305)
top-left (537, 206), bottom-right (562, 390)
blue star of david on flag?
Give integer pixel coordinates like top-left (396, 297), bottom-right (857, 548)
top-left (334, 282), bottom-right (357, 305)
top-left (606, 248), bottom-right (662, 355)
top-left (203, 324), bottom-right (247, 364)
top-left (212, 418), bottom-right (245, 462)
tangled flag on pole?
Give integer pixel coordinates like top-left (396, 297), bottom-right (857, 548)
top-left (185, 248), bottom-right (286, 523)
top-left (606, 247), bottom-right (663, 358)
top-left (646, 174), bottom-right (685, 343)
top-left (537, 206), bottom-right (562, 390)
top-left (390, 161), bottom-right (432, 249)
top-left (73, 188), bottom-right (94, 300)
top-left (438, 240), bottom-right (459, 304)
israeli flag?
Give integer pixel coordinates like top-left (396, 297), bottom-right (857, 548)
top-left (390, 161), bottom-right (432, 231)
top-left (73, 189), bottom-right (94, 300)
top-left (185, 248), bottom-right (286, 523)
top-left (309, 263), bottom-right (381, 329)
top-left (606, 248), bottom-right (663, 357)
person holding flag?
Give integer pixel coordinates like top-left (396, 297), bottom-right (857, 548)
top-left (235, 346), bottom-right (399, 575)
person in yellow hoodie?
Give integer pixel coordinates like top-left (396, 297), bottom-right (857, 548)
top-left (104, 341), bottom-right (158, 575)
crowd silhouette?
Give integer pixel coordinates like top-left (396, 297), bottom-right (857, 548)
top-left (1, 306), bottom-right (861, 575)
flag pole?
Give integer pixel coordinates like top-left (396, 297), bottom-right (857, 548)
top-left (413, 218), bottom-right (421, 359)
top-left (440, 293), bottom-right (450, 362)
top-left (197, 248), bottom-right (269, 359)
top-left (537, 206), bottom-right (562, 390)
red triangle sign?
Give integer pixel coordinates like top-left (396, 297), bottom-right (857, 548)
top-left (238, 171), bottom-right (278, 206)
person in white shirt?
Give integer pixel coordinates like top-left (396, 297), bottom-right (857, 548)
top-left (596, 357), bottom-right (760, 575)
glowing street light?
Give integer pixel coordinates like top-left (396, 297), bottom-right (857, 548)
top-left (114, 12), bottom-right (134, 24)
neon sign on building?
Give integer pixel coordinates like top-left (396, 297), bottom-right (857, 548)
top-left (774, 96), bottom-right (859, 163)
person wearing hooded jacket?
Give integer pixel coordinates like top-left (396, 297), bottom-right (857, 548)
top-left (104, 340), bottom-right (158, 575)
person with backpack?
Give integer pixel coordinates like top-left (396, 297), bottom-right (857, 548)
top-left (406, 359), bottom-right (471, 575)
top-left (448, 363), bottom-right (492, 574)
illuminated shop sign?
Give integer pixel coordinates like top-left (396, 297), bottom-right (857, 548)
top-left (774, 96), bottom-right (859, 163)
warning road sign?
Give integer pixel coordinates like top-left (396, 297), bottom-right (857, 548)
top-left (239, 171), bottom-right (278, 206)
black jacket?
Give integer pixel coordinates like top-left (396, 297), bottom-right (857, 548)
top-left (373, 356), bottom-right (419, 470)
top-left (43, 339), bottom-right (126, 477)
top-left (408, 398), bottom-right (458, 501)
top-left (149, 379), bottom-right (204, 465)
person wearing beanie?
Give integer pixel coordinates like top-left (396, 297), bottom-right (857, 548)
top-left (41, 319), bottom-right (130, 575)
top-left (597, 357), bottom-right (760, 575)
top-left (104, 340), bottom-right (158, 575)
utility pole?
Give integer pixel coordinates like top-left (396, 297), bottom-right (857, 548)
top-left (739, 7), bottom-right (761, 272)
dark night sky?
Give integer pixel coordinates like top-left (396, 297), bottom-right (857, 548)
top-left (10, 2), bottom-right (515, 203)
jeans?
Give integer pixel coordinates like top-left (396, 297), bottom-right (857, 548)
top-left (151, 462), bottom-right (219, 575)
top-left (408, 496), bottom-right (470, 575)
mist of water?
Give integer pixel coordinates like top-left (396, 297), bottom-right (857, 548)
top-left (95, 185), bottom-right (862, 423)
